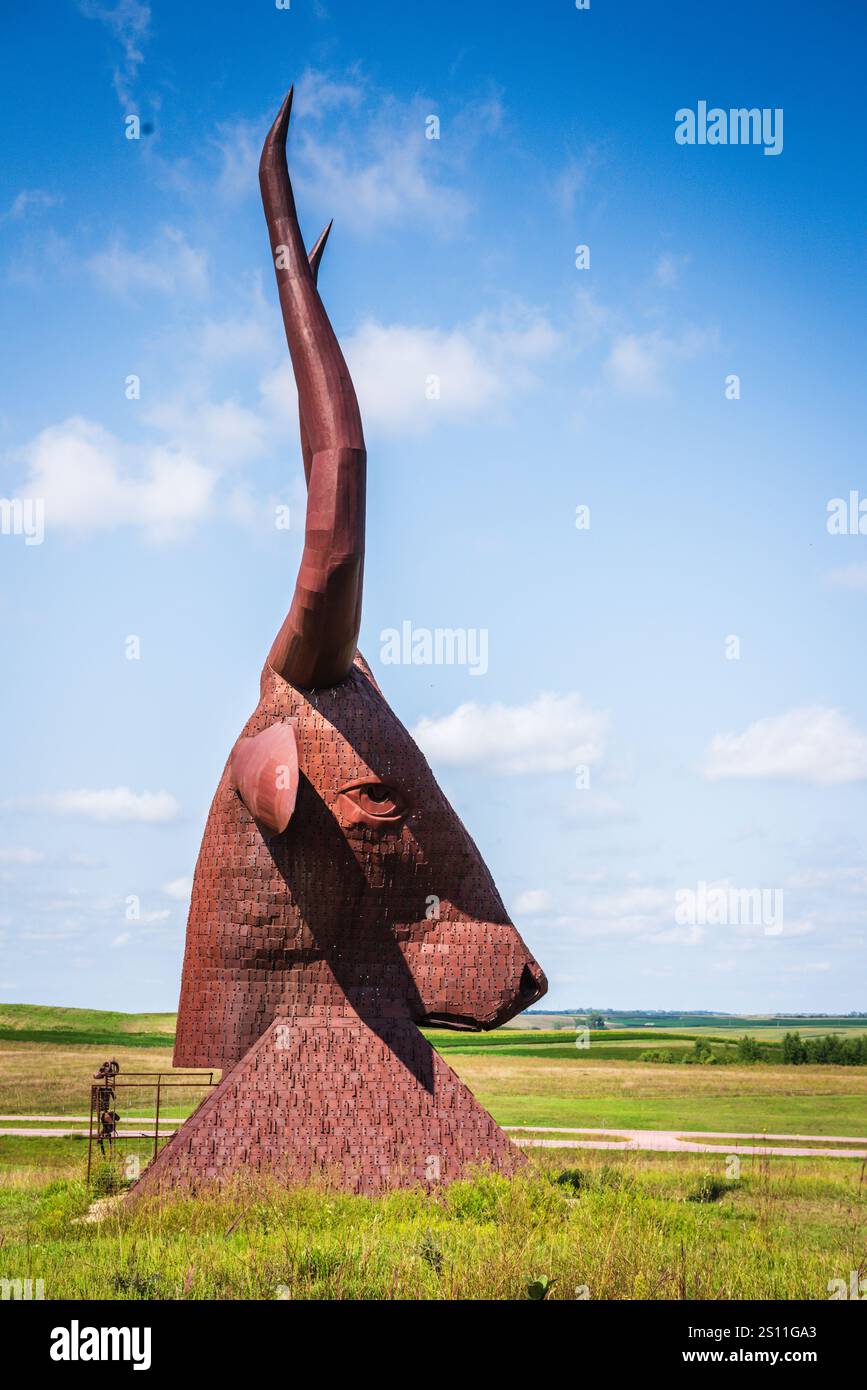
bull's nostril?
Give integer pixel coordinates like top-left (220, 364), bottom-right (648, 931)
top-left (519, 963), bottom-right (540, 1000)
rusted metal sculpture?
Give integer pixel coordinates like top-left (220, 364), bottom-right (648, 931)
top-left (133, 90), bottom-right (546, 1197)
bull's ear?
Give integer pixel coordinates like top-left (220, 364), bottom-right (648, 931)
top-left (230, 721), bottom-right (299, 834)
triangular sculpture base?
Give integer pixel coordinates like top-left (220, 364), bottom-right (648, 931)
top-left (132, 1014), bottom-right (522, 1196)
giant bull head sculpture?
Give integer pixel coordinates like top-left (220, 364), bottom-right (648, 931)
top-left (137, 91), bottom-right (549, 1195)
top-left (174, 90), bottom-right (546, 1074)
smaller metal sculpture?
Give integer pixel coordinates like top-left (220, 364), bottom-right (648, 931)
top-left (92, 1059), bottom-right (120, 1159)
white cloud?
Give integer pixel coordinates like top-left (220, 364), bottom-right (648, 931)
top-left (702, 706), bottom-right (867, 785)
top-left (112, 932), bottom-right (131, 948)
top-left (144, 396), bottom-right (267, 470)
top-left (605, 326), bottom-right (715, 397)
top-left (512, 889), bottom-right (553, 915)
top-left (301, 308), bottom-right (560, 433)
top-left (825, 564), bottom-right (867, 591)
top-left (87, 227), bottom-right (208, 299)
top-left (24, 788), bottom-right (180, 824)
top-left (346, 321), bottom-right (499, 428)
top-left (413, 692), bottom-right (608, 775)
top-left (162, 876), bottom-right (192, 900)
top-left (0, 848), bottom-right (45, 865)
top-left (13, 416), bottom-right (215, 540)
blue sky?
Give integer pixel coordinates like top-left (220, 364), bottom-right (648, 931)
top-left (1, 0), bottom-right (865, 1014)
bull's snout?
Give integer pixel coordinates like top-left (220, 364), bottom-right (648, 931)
top-left (462, 947), bottom-right (548, 1031)
top-left (405, 917), bottom-right (548, 1032)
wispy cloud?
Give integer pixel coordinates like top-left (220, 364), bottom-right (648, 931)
top-left (512, 888), bottom-right (554, 915)
top-left (15, 787), bottom-right (180, 823)
top-left (653, 252), bottom-right (690, 288)
top-left (292, 68), bottom-right (365, 121)
top-left (564, 794), bottom-right (635, 824)
top-left (825, 564), bottom-right (867, 591)
top-left (86, 227), bottom-right (208, 299)
top-left (78, 0), bottom-right (151, 108)
top-left (161, 876), bottom-right (192, 900)
top-left (551, 146), bottom-right (602, 215)
top-left (212, 70), bottom-right (500, 235)
top-left (605, 325), bottom-right (716, 397)
top-left (1, 189), bottom-right (63, 222)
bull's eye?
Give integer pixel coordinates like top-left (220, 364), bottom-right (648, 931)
top-left (337, 781), bottom-right (407, 828)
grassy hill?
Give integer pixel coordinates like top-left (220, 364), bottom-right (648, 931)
top-left (0, 1004), bottom-right (176, 1049)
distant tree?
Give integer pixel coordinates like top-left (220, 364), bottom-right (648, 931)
top-left (848, 1036), bottom-right (867, 1064)
top-left (809, 1034), bottom-right (840, 1064)
top-left (782, 1031), bottom-right (807, 1065)
top-left (735, 1035), bottom-right (761, 1063)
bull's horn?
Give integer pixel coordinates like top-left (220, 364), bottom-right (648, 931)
top-left (260, 90), bottom-right (365, 689)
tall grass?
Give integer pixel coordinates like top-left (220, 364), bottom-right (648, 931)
top-left (1, 1150), bottom-right (863, 1300)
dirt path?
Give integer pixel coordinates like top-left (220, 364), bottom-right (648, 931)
top-left (506, 1125), bottom-right (867, 1158)
top-left (2, 1118), bottom-right (865, 1157)
top-left (0, 1125), bottom-right (178, 1137)
top-left (0, 1115), bottom-right (166, 1122)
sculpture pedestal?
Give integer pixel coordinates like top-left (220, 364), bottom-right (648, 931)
top-left (132, 1013), bottom-right (522, 1196)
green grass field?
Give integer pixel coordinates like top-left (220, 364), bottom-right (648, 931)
top-left (0, 1004), bottom-right (864, 1299)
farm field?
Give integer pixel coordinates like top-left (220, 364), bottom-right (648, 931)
top-left (507, 1009), bottom-right (867, 1041)
top-left (1, 1005), bottom-right (867, 1133)
top-left (0, 1004), bottom-right (864, 1299)
top-left (451, 1054), bottom-right (867, 1135)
